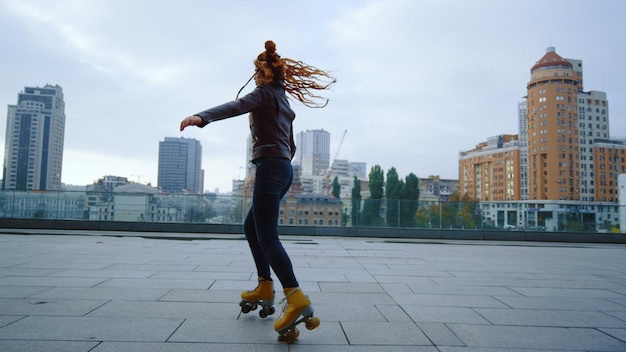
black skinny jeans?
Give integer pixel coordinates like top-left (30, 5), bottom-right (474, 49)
top-left (244, 157), bottom-right (298, 289)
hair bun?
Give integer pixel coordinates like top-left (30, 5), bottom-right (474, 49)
top-left (264, 40), bottom-right (276, 53)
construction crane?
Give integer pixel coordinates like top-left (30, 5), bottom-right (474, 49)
top-left (324, 129), bottom-right (347, 196)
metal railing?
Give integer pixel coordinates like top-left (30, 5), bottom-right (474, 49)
top-left (0, 189), bottom-right (623, 234)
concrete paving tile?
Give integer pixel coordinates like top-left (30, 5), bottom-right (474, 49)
top-left (318, 282), bottom-right (384, 293)
top-left (0, 316), bottom-right (24, 328)
top-left (608, 298), bottom-right (626, 308)
top-left (29, 287), bottom-right (170, 300)
top-left (0, 316), bottom-right (183, 342)
top-left (150, 271), bottom-right (251, 281)
top-left (0, 286), bottom-right (51, 298)
top-left (313, 303), bottom-right (387, 322)
top-left (402, 306), bottom-right (491, 324)
top-left (13, 262), bottom-right (111, 270)
top-left (0, 298), bottom-right (107, 316)
top-left (431, 276), bottom-right (626, 290)
top-left (447, 324), bottom-right (626, 350)
top-left (406, 283), bottom-right (522, 297)
top-left (305, 292), bottom-right (395, 306)
top-left (475, 308), bottom-right (626, 328)
top-left (0, 340), bottom-right (99, 352)
top-left (0, 268), bottom-right (61, 277)
top-left (340, 321), bottom-right (431, 345)
top-left (437, 345), bottom-right (583, 351)
top-left (381, 268), bottom-right (457, 278)
top-left (343, 271), bottom-right (377, 283)
top-left (494, 295), bottom-right (626, 311)
top-left (95, 278), bottom-right (212, 289)
top-left (48, 269), bottom-right (158, 278)
top-left (599, 328), bottom-right (626, 343)
top-left (372, 275), bottom-right (435, 285)
top-left (291, 345), bottom-right (439, 351)
top-left (418, 323), bottom-right (464, 347)
top-left (464, 273), bottom-right (624, 288)
top-left (91, 341), bottom-right (288, 352)
top-left (87, 300), bottom-right (239, 320)
top-left (105, 263), bottom-right (200, 271)
top-left (375, 304), bottom-right (413, 322)
top-left (304, 258), bottom-right (364, 269)
top-left (510, 287), bottom-right (626, 299)
top-left (0, 276), bottom-right (108, 287)
top-left (195, 261), bottom-right (256, 270)
top-left (380, 283), bottom-right (413, 294)
top-left (605, 310), bottom-right (626, 322)
top-left (0, 259), bottom-right (29, 267)
top-left (159, 289), bottom-right (239, 303)
top-left (391, 293), bottom-right (508, 309)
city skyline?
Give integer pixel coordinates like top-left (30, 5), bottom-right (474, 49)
top-left (1, 1), bottom-right (625, 193)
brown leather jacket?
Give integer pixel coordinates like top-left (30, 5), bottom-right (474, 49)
top-left (194, 83), bottom-right (296, 162)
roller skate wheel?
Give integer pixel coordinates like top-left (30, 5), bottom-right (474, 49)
top-left (283, 329), bottom-right (299, 344)
top-left (240, 304), bottom-right (251, 314)
top-left (239, 301), bottom-right (258, 314)
top-left (305, 317), bottom-right (320, 330)
top-left (259, 306), bottom-right (273, 318)
top-left (259, 306), bottom-right (275, 318)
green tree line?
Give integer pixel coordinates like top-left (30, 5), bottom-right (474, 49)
top-left (345, 165), bottom-right (480, 228)
top-left (349, 165), bottom-right (420, 227)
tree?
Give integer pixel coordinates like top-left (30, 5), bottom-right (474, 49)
top-left (418, 203), bottom-right (442, 228)
top-left (361, 165), bottom-right (384, 226)
top-left (351, 176), bottom-right (361, 226)
top-left (341, 208), bottom-right (349, 227)
top-left (331, 176), bottom-right (341, 199)
top-left (441, 191), bottom-right (480, 228)
top-left (385, 167), bottom-right (403, 227)
top-left (400, 173), bottom-right (420, 227)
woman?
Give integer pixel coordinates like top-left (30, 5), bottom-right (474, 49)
top-left (180, 40), bottom-right (335, 342)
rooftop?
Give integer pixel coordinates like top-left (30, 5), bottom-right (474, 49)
top-left (0, 229), bottom-right (625, 351)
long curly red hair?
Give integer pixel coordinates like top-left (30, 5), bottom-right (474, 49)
top-left (254, 40), bottom-right (336, 108)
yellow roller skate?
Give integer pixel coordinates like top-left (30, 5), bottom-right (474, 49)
top-left (239, 277), bottom-right (275, 318)
top-left (274, 287), bottom-right (320, 344)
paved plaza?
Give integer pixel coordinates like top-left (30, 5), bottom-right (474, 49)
top-left (0, 229), bottom-right (625, 351)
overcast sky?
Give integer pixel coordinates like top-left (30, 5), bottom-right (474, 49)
top-left (1, 0), bottom-right (625, 193)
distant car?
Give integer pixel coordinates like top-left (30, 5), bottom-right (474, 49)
top-left (503, 224), bottom-right (517, 230)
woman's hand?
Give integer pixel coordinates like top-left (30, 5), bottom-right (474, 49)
top-left (180, 115), bottom-right (203, 131)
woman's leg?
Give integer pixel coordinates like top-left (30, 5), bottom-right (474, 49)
top-left (252, 158), bottom-right (298, 289)
top-left (243, 206), bottom-right (271, 280)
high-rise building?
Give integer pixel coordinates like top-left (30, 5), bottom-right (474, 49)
top-left (518, 101), bottom-right (529, 200)
top-left (461, 47), bottom-right (624, 203)
top-left (459, 135), bottom-right (521, 201)
top-left (579, 90), bottom-right (610, 201)
top-left (2, 84), bottom-right (66, 190)
top-left (593, 139), bottom-right (626, 202)
top-left (296, 129), bottom-right (330, 176)
top-left (526, 47), bottom-right (583, 201)
top-left (157, 137), bottom-right (204, 193)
